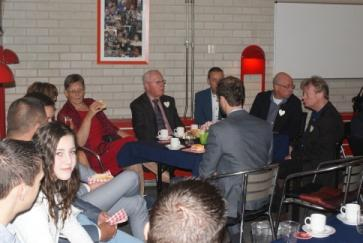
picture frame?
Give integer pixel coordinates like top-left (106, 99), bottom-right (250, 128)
top-left (97, 0), bottom-right (149, 64)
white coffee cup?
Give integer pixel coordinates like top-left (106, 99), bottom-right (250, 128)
top-left (174, 127), bottom-right (185, 137)
top-left (304, 213), bottom-right (326, 233)
top-left (170, 137), bottom-right (180, 149)
top-left (190, 124), bottom-right (198, 130)
top-left (341, 203), bottom-right (361, 223)
top-left (158, 129), bottom-right (168, 140)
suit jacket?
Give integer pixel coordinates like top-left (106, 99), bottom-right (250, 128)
top-left (194, 88), bottom-right (225, 125)
top-left (199, 110), bottom-right (273, 217)
top-left (250, 91), bottom-right (303, 144)
top-left (292, 102), bottom-right (344, 169)
top-left (130, 93), bottom-right (183, 141)
top-left (194, 88), bottom-right (213, 125)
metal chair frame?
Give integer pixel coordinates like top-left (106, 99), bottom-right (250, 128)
top-left (208, 163), bottom-right (279, 243)
top-left (275, 157), bottom-right (363, 236)
top-left (78, 146), bottom-right (106, 172)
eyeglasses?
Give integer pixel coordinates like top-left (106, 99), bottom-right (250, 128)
top-left (67, 88), bottom-right (85, 94)
top-left (152, 80), bottom-right (166, 86)
top-left (275, 83), bottom-right (295, 90)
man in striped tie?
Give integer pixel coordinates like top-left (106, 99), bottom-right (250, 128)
top-left (130, 70), bottom-right (183, 142)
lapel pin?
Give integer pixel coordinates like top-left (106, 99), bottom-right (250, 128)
top-left (163, 101), bottom-right (170, 108)
top-left (278, 109), bottom-right (286, 116)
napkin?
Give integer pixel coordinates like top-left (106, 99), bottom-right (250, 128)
top-left (88, 170), bottom-right (113, 185)
top-left (106, 209), bottom-right (128, 225)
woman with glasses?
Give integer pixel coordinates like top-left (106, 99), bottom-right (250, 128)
top-left (57, 74), bottom-right (140, 178)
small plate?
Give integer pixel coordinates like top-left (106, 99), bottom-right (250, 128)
top-left (337, 213), bottom-right (362, 226)
top-left (294, 231), bottom-right (312, 240)
top-left (182, 147), bottom-right (205, 154)
top-left (166, 144), bottom-right (185, 150)
top-left (157, 135), bottom-right (172, 141)
top-left (302, 225), bottom-right (335, 238)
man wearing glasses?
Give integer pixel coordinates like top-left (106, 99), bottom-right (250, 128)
top-left (250, 72), bottom-right (303, 161)
top-left (130, 70), bottom-right (183, 141)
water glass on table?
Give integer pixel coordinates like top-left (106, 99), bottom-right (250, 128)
top-left (199, 131), bottom-right (209, 145)
top-left (356, 209), bottom-right (363, 234)
top-left (279, 220), bottom-right (300, 243)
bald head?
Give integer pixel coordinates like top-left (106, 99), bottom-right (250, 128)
top-left (143, 70), bottom-right (165, 98)
top-left (272, 72), bottom-right (295, 99)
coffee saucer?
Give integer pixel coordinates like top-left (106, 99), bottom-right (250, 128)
top-left (157, 135), bottom-right (172, 141)
top-left (166, 144), bottom-right (185, 150)
top-left (302, 225), bottom-right (335, 238)
top-left (337, 213), bottom-right (362, 226)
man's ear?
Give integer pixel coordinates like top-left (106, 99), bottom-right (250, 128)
top-left (143, 222), bottom-right (150, 241)
top-left (15, 183), bottom-right (26, 201)
top-left (64, 90), bottom-right (69, 99)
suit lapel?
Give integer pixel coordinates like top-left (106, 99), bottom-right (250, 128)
top-left (141, 93), bottom-right (158, 130)
top-left (160, 96), bottom-right (173, 126)
top-left (205, 89), bottom-right (213, 120)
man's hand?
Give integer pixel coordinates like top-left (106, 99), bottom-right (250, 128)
top-left (97, 211), bottom-right (117, 241)
top-left (97, 211), bottom-right (109, 225)
top-left (99, 222), bottom-right (117, 241)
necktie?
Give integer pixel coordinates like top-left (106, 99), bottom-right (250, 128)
top-left (152, 99), bottom-right (166, 131)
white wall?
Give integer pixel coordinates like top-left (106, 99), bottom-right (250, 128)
top-left (2, 0), bottom-right (361, 118)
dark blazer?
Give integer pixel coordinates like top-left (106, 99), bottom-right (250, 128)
top-left (194, 88), bottom-right (225, 125)
top-left (250, 91), bottom-right (303, 144)
top-left (199, 110), bottom-right (272, 217)
top-left (292, 102), bottom-right (344, 169)
top-left (130, 93), bottom-right (183, 141)
top-left (194, 88), bottom-right (212, 125)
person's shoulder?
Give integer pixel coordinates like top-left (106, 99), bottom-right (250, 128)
top-left (323, 102), bottom-right (341, 117)
top-left (243, 111), bottom-right (271, 127)
top-left (196, 88), bottom-right (210, 96)
top-left (253, 90), bottom-right (271, 103)
top-left (161, 94), bottom-right (175, 102)
top-left (287, 94), bottom-right (301, 104)
top-left (130, 93), bottom-right (147, 106)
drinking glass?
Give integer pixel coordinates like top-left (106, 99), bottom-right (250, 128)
top-left (279, 220), bottom-right (300, 243)
top-left (199, 132), bottom-right (209, 145)
top-left (356, 210), bottom-right (363, 234)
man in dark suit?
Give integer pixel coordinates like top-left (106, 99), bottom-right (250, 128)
top-left (250, 72), bottom-right (303, 161)
top-left (130, 70), bottom-right (183, 141)
top-left (194, 67), bottom-right (225, 125)
top-left (198, 76), bottom-right (272, 237)
top-left (292, 76), bottom-right (344, 171)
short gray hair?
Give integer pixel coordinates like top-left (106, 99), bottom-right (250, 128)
top-left (300, 75), bottom-right (329, 100)
top-left (143, 70), bottom-right (161, 84)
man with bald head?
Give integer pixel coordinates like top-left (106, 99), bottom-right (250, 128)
top-left (250, 72), bottom-right (303, 160)
top-left (130, 70), bottom-right (183, 141)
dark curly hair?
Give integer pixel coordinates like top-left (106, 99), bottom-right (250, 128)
top-left (34, 121), bottom-right (80, 225)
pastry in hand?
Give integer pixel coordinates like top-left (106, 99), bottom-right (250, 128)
top-left (98, 100), bottom-right (107, 109)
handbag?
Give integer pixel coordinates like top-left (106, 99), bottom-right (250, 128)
top-left (102, 134), bottom-right (121, 143)
top-left (352, 87), bottom-right (363, 112)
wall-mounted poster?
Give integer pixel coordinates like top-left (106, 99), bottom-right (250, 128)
top-left (97, 0), bottom-right (149, 64)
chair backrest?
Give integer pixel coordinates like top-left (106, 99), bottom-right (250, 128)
top-left (342, 163), bottom-right (363, 192)
top-left (245, 165), bottom-right (279, 202)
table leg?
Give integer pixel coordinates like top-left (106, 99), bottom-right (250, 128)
top-left (157, 163), bottom-right (162, 196)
